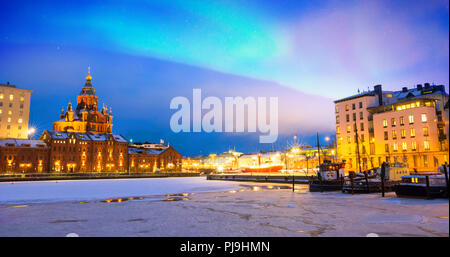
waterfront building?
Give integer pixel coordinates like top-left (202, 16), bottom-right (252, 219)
top-left (128, 143), bottom-right (182, 172)
top-left (0, 82), bottom-right (32, 139)
top-left (40, 130), bottom-right (128, 172)
top-left (335, 83), bottom-right (449, 172)
top-left (0, 139), bottom-right (49, 173)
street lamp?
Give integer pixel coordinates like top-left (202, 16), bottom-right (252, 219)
top-left (27, 127), bottom-right (36, 139)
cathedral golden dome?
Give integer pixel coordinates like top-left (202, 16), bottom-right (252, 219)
top-left (86, 66), bottom-right (92, 81)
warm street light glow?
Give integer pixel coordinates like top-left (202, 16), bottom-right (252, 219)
top-left (325, 136), bottom-right (330, 141)
top-left (27, 127), bottom-right (36, 135)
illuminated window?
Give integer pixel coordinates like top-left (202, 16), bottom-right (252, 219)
top-left (0, 94), bottom-right (3, 99)
top-left (345, 105), bottom-right (349, 111)
top-left (18, 118), bottom-right (23, 123)
top-left (335, 106), bottom-right (339, 113)
top-left (391, 118), bottom-right (396, 127)
top-left (336, 126), bottom-right (340, 134)
top-left (411, 141), bottom-right (416, 151)
top-left (385, 144), bottom-right (389, 153)
top-left (0, 109), bottom-right (2, 114)
top-left (392, 130), bottom-right (397, 139)
top-left (424, 141), bottom-right (430, 150)
top-left (400, 116), bottom-right (404, 126)
top-left (408, 115), bottom-right (414, 124)
top-left (8, 110), bottom-right (12, 115)
top-left (383, 119), bottom-right (388, 128)
top-left (402, 142), bottom-right (407, 151)
top-left (423, 127), bottom-right (429, 136)
top-left (410, 128), bottom-right (415, 138)
top-left (401, 129), bottom-right (406, 139)
top-left (336, 115), bottom-right (340, 124)
top-left (421, 114), bottom-right (427, 122)
top-left (7, 117), bottom-right (11, 122)
top-left (393, 142), bottom-right (398, 152)
top-left (347, 125), bottom-right (351, 133)
top-left (20, 97), bottom-right (24, 101)
top-left (9, 94), bottom-right (13, 101)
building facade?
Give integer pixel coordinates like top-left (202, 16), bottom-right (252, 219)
top-left (0, 139), bottom-right (49, 173)
top-left (0, 83), bottom-right (32, 139)
top-left (335, 83), bottom-right (449, 172)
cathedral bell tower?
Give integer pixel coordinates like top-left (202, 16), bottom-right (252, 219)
top-left (77, 66), bottom-right (98, 111)
top-left (53, 67), bottom-right (114, 134)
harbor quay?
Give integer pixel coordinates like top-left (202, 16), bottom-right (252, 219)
top-left (0, 177), bottom-right (448, 237)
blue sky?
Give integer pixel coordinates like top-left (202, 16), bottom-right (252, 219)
top-left (0, 0), bottom-right (448, 156)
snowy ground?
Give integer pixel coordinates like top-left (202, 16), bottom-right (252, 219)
top-left (0, 177), bottom-right (448, 237)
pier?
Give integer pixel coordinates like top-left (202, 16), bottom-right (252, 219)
top-left (207, 174), bottom-right (310, 184)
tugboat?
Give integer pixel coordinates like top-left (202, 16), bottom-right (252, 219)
top-left (342, 162), bottom-right (409, 194)
top-left (394, 166), bottom-right (449, 199)
top-left (308, 133), bottom-right (345, 192)
top-left (309, 161), bottom-right (345, 192)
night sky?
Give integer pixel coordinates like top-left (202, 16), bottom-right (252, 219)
top-left (0, 0), bottom-right (448, 156)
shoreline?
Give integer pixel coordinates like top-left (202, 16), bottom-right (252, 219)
top-left (0, 182), bottom-right (448, 237)
top-left (0, 172), bottom-right (200, 183)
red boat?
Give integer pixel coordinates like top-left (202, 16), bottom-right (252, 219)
top-left (241, 164), bottom-right (283, 173)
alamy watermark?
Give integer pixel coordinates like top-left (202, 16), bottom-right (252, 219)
top-left (169, 89), bottom-right (278, 143)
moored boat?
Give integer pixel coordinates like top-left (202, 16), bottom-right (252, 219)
top-left (342, 162), bottom-right (409, 194)
top-left (309, 162), bottom-right (346, 192)
top-left (394, 172), bottom-right (448, 198)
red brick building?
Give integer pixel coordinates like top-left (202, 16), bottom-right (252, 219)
top-left (0, 139), bottom-right (49, 173)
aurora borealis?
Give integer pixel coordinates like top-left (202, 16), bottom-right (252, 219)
top-left (0, 0), bottom-right (448, 155)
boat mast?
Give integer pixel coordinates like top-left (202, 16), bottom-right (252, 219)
top-left (354, 121), bottom-right (362, 173)
top-left (317, 132), bottom-right (321, 170)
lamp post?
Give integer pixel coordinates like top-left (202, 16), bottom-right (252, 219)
top-left (27, 127), bottom-right (36, 139)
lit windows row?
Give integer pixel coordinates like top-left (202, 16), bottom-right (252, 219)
top-left (395, 101), bottom-right (432, 111)
top-left (0, 94), bottom-right (24, 101)
top-left (0, 109), bottom-right (24, 115)
top-left (386, 141), bottom-right (430, 152)
top-left (0, 117), bottom-right (23, 123)
top-left (383, 127), bottom-right (428, 140)
top-left (382, 114), bottom-right (427, 128)
top-left (343, 102), bottom-right (364, 112)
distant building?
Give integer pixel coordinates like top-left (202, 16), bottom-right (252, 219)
top-left (0, 139), bottom-right (49, 173)
top-left (335, 83), bottom-right (449, 172)
top-left (128, 144), bottom-right (182, 172)
top-left (0, 82), bottom-right (32, 139)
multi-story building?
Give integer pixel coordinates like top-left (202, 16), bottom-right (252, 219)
top-left (128, 144), bottom-right (182, 172)
top-left (0, 139), bottom-right (49, 172)
top-left (335, 83), bottom-right (449, 172)
top-left (0, 82), bottom-right (32, 139)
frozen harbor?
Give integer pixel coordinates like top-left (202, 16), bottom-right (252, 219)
top-left (0, 177), bottom-right (448, 237)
